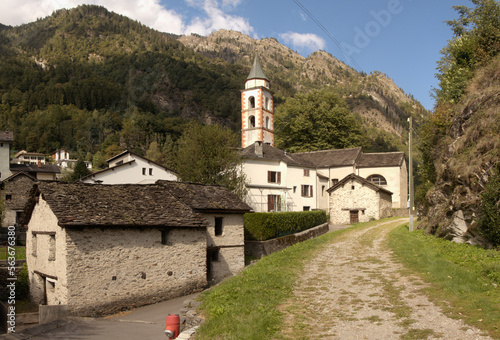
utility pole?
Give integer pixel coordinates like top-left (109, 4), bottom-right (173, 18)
top-left (408, 117), bottom-right (414, 231)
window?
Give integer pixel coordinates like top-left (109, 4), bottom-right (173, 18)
top-left (304, 169), bottom-right (310, 177)
top-left (249, 115), bottom-right (256, 128)
top-left (149, 168), bottom-right (153, 176)
top-left (268, 171), bottom-right (281, 184)
top-left (331, 179), bottom-right (339, 185)
top-left (265, 116), bottom-right (270, 129)
top-left (48, 235), bottom-right (56, 261)
top-left (301, 185), bottom-right (313, 197)
top-left (293, 186), bottom-right (297, 193)
top-left (5, 194), bottom-right (12, 201)
top-left (249, 96), bottom-right (255, 109)
top-left (214, 217), bottom-right (223, 236)
top-left (303, 206), bottom-right (310, 211)
top-left (142, 168), bottom-right (146, 175)
top-left (32, 234), bottom-right (37, 257)
top-left (161, 229), bottom-right (170, 245)
top-left (210, 248), bottom-right (220, 262)
top-left (268, 195), bottom-right (281, 212)
top-left (322, 185), bottom-right (326, 196)
top-left (265, 97), bottom-right (269, 110)
top-left (367, 174), bottom-right (387, 186)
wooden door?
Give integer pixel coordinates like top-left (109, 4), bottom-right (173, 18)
top-left (350, 210), bottom-right (359, 224)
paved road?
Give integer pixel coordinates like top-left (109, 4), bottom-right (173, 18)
top-left (14, 293), bottom-right (198, 340)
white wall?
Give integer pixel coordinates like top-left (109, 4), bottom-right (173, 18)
top-left (357, 165), bottom-right (405, 208)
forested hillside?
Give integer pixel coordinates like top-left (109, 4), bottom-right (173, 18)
top-left (0, 5), bottom-right (427, 167)
top-left (417, 0), bottom-right (500, 247)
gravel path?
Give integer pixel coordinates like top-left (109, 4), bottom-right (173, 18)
top-left (278, 219), bottom-right (493, 340)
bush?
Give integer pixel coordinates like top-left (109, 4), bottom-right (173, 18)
top-left (16, 263), bottom-right (30, 300)
top-left (477, 167), bottom-right (500, 247)
top-left (244, 210), bottom-right (327, 241)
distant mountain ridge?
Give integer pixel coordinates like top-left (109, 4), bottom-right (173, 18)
top-left (0, 5), bottom-right (427, 157)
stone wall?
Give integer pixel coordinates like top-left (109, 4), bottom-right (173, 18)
top-left (245, 222), bottom-right (329, 258)
top-left (204, 214), bottom-right (245, 283)
top-left (2, 175), bottom-right (35, 228)
top-left (65, 227), bottom-right (207, 316)
top-left (329, 179), bottom-right (386, 224)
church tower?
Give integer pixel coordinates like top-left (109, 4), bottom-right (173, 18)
top-left (241, 53), bottom-right (274, 148)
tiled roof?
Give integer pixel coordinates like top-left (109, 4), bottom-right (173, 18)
top-left (357, 152), bottom-right (405, 168)
top-left (30, 182), bottom-right (208, 228)
top-left (157, 181), bottom-right (253, 213)
top-left (327, 173), bottom-right (393, 195)
top-left (10, 164), bottom-right (61, 174)
top-left (293, 147), bottom-right (363, 168)
top-left (0, 131), bottom-right (13, 142)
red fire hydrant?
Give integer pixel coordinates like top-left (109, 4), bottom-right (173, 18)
top-left (164, 314), bottom-right (180, 339)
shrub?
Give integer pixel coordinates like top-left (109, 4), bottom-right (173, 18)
top-left (477, 167), bottom-right (500, 247)
top-left (16, 263), bottom-right (30, 300)
top-left (244, 210), bottom-right (327, 241)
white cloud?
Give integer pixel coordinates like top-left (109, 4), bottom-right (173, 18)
top-left (280, 32), bottom-right (325, 52)
top-left (0, 0), bottom-right (252, 37)
top-left (185, 0), bottom-right (253, 35)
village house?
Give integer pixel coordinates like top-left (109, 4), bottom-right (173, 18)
top-left (51, 149), bottom-right (92, 171)
top-left (0, 172), bottom-right (37, 229)
top-left (23, 181), bottom-right (251, 316)
top-left (0, 131), bottom-right (14, 182)
top-left (240, 55), bottom-right (408, 214)
top-left (327, 173), bottom-right (393, 224)
top-left (81, 150), bottom-right (177, 184)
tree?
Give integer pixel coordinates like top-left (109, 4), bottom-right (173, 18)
top-left (65, 159), bottom-right (91, 182)
top-left (174, 122), bottom-right (246, 198)
top-left (436, 0), bottom-right (500, 104)
top-left (274, 88), bottom-right (370, 152)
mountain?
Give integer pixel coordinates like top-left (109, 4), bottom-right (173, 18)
top-left (0, 5), bottom-right (428, 160)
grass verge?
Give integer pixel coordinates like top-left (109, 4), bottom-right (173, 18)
top-left (194, 218), bottom-right (401, 339)
top-left (0, 246), bottom-right (26, 260)
top-left (389, 224), bottom-right (500, 339)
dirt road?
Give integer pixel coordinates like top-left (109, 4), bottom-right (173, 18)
top-left (279, 219), bottom-right (493, 339)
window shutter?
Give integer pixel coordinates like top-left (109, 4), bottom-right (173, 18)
top-left (268, 171), bottom-right (271, 183)
top-left (277, 172), bottom-right (281, 184)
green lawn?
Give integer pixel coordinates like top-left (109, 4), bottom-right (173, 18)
top-left (389, 224), bottom-right (500, 339)
top-left (0, 246), bottom-right (26, 260)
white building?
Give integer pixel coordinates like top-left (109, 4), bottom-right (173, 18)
top-left (81, 150), bottom-right (178, 184)
top-left (240, 55), bottom-right (407, 214)
top-left (0, 131), bottom-right (13, 181)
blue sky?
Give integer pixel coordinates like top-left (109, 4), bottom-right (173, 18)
top-left (0, 0), bottom-right (472, 110)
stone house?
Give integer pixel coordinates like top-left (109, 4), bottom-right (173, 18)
top-left (327, 173), bottom-right (393, 224)
top-left (23, 181), bottom-right (250, 316)
top-left (158, 181), bottom-right (252, 284)
top-left (0, 172), bottom-right (37, 229)
top-left (81, 150), bottom-right (177, 184)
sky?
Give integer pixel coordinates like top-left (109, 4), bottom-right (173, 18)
top-left (0, 0), bottom-right (472, 111)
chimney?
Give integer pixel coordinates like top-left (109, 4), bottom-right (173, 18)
top-left (254, 141), bottom-right (263, 157)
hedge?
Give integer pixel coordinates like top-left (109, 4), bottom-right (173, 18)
top-left (244, 210), bottom-right (328, 241)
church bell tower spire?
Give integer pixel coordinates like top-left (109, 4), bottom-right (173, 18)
top-left (241, 53), bottom-right (274, 148)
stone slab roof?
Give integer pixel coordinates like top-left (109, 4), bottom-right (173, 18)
top-left (28, 182), bottom-right (208, 228)
top-left (10, 164), bottom-right (61, 174)
top-left (356, 152), bottom-right (405, 168)
top-left (240, 143), bottom-right (313, 167)
top-left (327, 173), bottom-right (393, 196)
top-left (157, 181), bottom-right (253, 213)
top-left (0, 131), bottom-right (13, 142)
top-left (293, 147), bottom-right (363, 168)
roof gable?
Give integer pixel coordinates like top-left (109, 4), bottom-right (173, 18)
top-left (327, 173), bottom-right (393, 195)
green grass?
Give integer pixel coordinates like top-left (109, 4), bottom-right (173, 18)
top-left (0, 246), bottom-right (26, 260)
top-left (194, 218), bottom-right (399, 339)
top-left (389, 224), bottom-right (500, 339)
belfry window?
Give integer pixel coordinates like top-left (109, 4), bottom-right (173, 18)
top-left (249, 96), bottom-right (255, 109)
top-left (249, 115), bottom-right (256, 128)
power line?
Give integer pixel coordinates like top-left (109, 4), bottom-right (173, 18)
top-left (293, 0), bottom-right (363, 73)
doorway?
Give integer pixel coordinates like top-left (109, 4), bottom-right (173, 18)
top-left (350, 210), bottom-right (359, 224)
